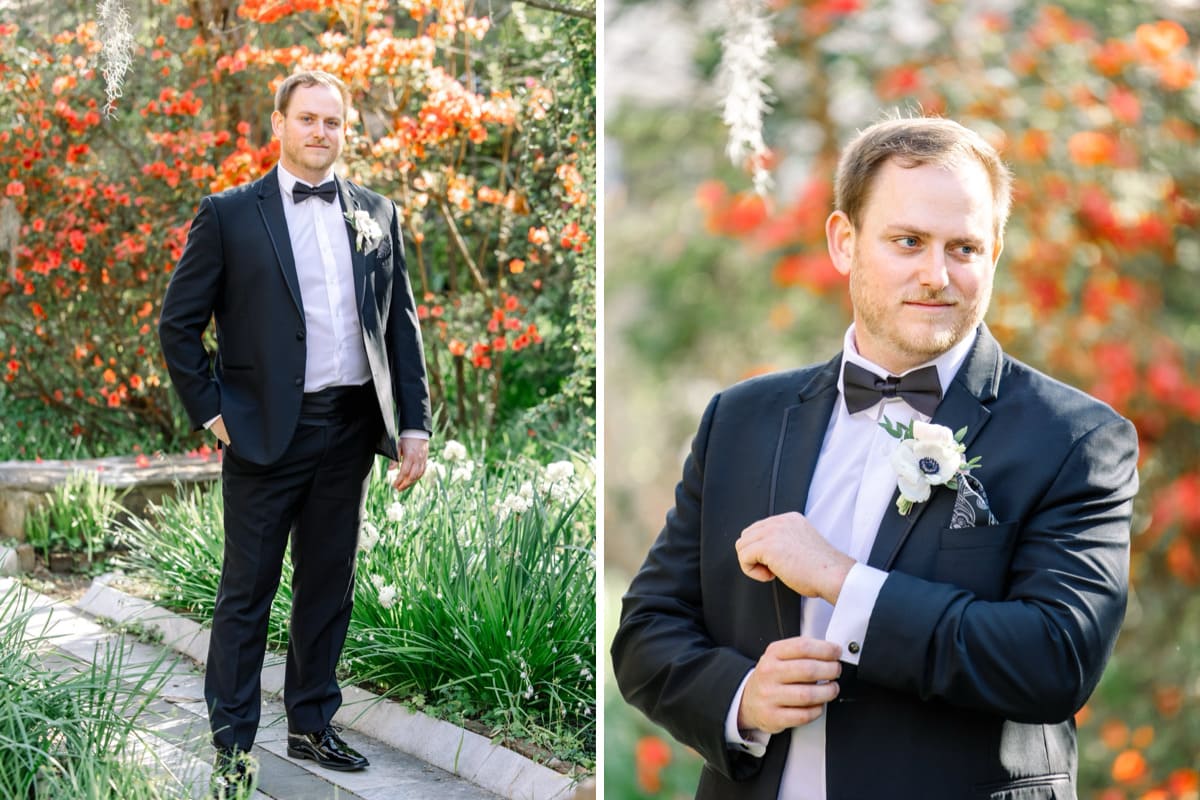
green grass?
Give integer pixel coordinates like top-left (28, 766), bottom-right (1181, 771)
top-left (0, 584), bottom-right (220, 798)
top-left (116, 445), bottom-right (597, 769)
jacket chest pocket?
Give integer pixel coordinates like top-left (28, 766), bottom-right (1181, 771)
top-left (932, 521), bottom-right (1020, 600)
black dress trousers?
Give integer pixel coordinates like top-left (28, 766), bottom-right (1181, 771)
top-left (205, 384), bottom-right (381, 751)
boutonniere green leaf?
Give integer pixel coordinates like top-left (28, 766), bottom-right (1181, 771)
top-left (881, 417), bottom-right (983, 516)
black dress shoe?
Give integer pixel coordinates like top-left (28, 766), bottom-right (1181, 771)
top-left (286, 725), bottom-right (370, 771)
top-left (211, 747), bottom-right (257, 799)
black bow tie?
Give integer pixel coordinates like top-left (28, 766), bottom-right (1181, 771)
top-left (842, 361), bottom-right (942, 417)
top-left (293, 181), bottom-right (337, 204)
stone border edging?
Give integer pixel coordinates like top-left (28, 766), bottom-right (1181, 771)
top-left (75, 574), bottom-right (581, 800)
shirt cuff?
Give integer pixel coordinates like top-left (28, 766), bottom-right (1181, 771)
top-left (825, 563), bottom-right (889, 666)
top-left (724, 670), bottom-right (769, 757)
top-left (203, 415), bottom-right (220, 430)
top-left (399, 429), bottom-right (430, 440)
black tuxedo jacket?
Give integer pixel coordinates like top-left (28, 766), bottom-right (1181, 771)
top-left (612, 327), bottom-right (1139, 800)
top-left (159, 167), bottom-right (432, 465)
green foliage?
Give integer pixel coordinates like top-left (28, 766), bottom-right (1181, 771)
top-left (24, 471), bottom-right (123, 562)
top-left (0, 584), bottom-right (192, 798)
top-left (117, 450), bottom-right (596, 767)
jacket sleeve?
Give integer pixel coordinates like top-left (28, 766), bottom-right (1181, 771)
top-left (158, 197), bottom-right (223, 430)
top-left (385, 200), bottom-right (432, 435)
top-left (858, 416), bottom-right (1138, 723)
top-left (611, 394), bottom-right (767, 782)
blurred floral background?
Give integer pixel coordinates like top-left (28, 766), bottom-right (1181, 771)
top-left (604, 1), bottom-right (1199, 797)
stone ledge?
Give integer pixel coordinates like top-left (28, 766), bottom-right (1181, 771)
top-left (0, 452), bottom-right (221, 491)
top-left (75, 574), bottom-right (587, 800)
top-left (0, 453), bottom-right (222, 541)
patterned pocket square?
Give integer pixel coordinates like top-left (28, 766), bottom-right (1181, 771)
top-left (950, 473), bottom-right (998, 529)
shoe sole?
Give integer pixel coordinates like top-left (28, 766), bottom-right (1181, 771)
top-left (286, 745), bottom-right (369, 771)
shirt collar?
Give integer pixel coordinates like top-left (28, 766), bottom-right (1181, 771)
top-left (276, 162), bottom-right (336, 203)
top-left (836, 323), bottom-right (977, 414)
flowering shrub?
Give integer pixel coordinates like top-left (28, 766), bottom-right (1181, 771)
top-left (0, 0), bottom-right (594, 453)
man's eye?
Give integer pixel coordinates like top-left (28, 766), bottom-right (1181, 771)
top-left (898, 237), bottom-right (919, 248)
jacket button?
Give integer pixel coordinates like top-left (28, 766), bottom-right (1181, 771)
top-left (848, 641), bottom-right (861, 655)
top-left (296, 330), bottom-right (305, 340)
top-left (294, 378), bottom-right (302, 386)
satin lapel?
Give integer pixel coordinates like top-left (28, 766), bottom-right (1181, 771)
top-left (768, 355), bottom-right (840, 636)
top-left (257, 168), bottom-right (304, 318)
top-left (337, 176), bottom-right (369, 313)
top-left (867, 327), bottom-right (1002, 570)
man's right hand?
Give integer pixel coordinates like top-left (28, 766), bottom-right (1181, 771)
top-left (210, 415), bottom-right (231, 447)
top-left (737, 636), bottom-right (842, 734)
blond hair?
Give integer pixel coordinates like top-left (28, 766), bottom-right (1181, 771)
top-left (274, 70), bottom-right (350, 116)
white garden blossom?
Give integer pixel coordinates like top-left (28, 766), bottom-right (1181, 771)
top-left (427, 460), bottom-right (447, 481)
top-left (442, 440), bottom-right (468, 462)
top-left (97, 0), bottom-right (135, 117)
top-left (386, 502), bottom-right (405, 522)
top-left (450, 460), bottom-right (475, 483)
top-left (495, 481), bottom-right (535, 520)
top-left (358, 521), bottom-right (381, 552)
top-left (379, 584), bottom-right (398, 609)
top-left (544, 460), bottom-right (574, 483)
top-left (717, 0), bottom-right (776, 194)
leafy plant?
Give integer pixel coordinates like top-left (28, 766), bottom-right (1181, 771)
top-left (24, 471), bottom-right (124, 564)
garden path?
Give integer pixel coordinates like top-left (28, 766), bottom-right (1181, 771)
top-left (1, 577), bottom-right (502, 800)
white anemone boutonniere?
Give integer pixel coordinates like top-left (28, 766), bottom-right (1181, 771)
top-left (881, 417), bottom-right (982, 516)
top-left (345, 209), bottom-right (383, 252)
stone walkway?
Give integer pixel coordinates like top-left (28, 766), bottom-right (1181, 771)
top-left (0, 577), bottom-right (522, 800)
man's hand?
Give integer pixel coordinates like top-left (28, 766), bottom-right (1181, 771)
top-left (389, 437), bottom-right (429, 491)
top-left (737, 637), bottom-right (842, 733)
top-left (735, 512), bottom-right (855, 604)
top-left (210, 416), bottom-right (231, 447)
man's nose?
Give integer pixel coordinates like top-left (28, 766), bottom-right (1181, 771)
top-left (917, 249), bottom-right (951, 290)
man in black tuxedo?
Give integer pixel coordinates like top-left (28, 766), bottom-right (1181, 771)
top-left (159, 70), bottom-right (431, 792)
top-left (612, 117), bottom-right (1139, 799)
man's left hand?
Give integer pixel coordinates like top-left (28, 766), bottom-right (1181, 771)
top-left (736, 512), bottom-right (856, 604)
top-left (390, 438), bottom-right (429, 491)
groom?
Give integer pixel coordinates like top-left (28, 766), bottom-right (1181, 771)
top-left (612, 117), bottom-right (1139, 798)
top-left (159, 71), bottom-right (432, 791)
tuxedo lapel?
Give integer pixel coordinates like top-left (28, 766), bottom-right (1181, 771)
top-left (256, 168), bottom-right (304, 318)
top-left (336, 176), bottom-right (369, 314)
top-left (867, 326), bottom-right (1003, 570)
top-left (768, 354), bottom-right (840, 635)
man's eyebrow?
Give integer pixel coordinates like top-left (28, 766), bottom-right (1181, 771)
top-left (882, 224), bottom-right (986, 246)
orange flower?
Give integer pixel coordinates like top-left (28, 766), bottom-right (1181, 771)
top-left (5, 180), bottom-right (24, 196)
top-left (102, 368), bottom-right (117, 385)
top-left (508, 258), bottom-right (525, 274)
top-left (1167, 768), bottom-right (1199, 794)
top-left (1101, 719), bottom-right (1130, 750)
top-left (1130, 725), bottom-right (1154, 749)
top-left (635, 735), bottom-right (672, 794)
top-left (448, 339), bottom-right (467, 357)
top-left (1112, 749), bottom-right (1148, 783)
top-left (1135, 20), bottom-right (1188, 62)
top-left (1068, 131), bottom-right (1116, 167)
top-left (1158, 60), bottom-right (1196, 91)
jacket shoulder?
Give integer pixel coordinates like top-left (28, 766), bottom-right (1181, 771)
top-left (714, 361), bottom-right (835, 415)
top-left (998, 353), bottom-right (1131, 436)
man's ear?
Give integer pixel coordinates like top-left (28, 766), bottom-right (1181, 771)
top-left (270, 110), bottom-right (284, 139)
top-left (826, 210), bottom-right (855, 277)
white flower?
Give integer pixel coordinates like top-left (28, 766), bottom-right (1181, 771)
top-left (379, 584), bottom-right (398, 609)
top-left (386, 502), bottom-right (405, 522)
top-left (544, 460), bottom-right (574, 483)
top-left (427, 460), bottom-right (447, 481)
top-left (358, 521), bottom-right (380, 552)
top-left (442, 440), bottom-right (468, 462)
top-left (882, 417), bottom-right (977, 516)
top-left (717, 0), bottom-right (776, 195)
top-left (451, 460), bottom-right (475, 483)
top-left (345, 209), bottom-right (383, 251)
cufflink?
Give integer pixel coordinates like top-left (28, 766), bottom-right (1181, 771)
top-left (848, 641), bottom-right (861, 655)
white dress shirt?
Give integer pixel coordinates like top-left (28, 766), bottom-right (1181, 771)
top-left (724, 324), bottom-right (976, 799)
top-left (276, 162), bottom-right (372, 394)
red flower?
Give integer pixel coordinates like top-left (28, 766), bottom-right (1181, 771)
top-left (635, 736), bottom-right (672, 794)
